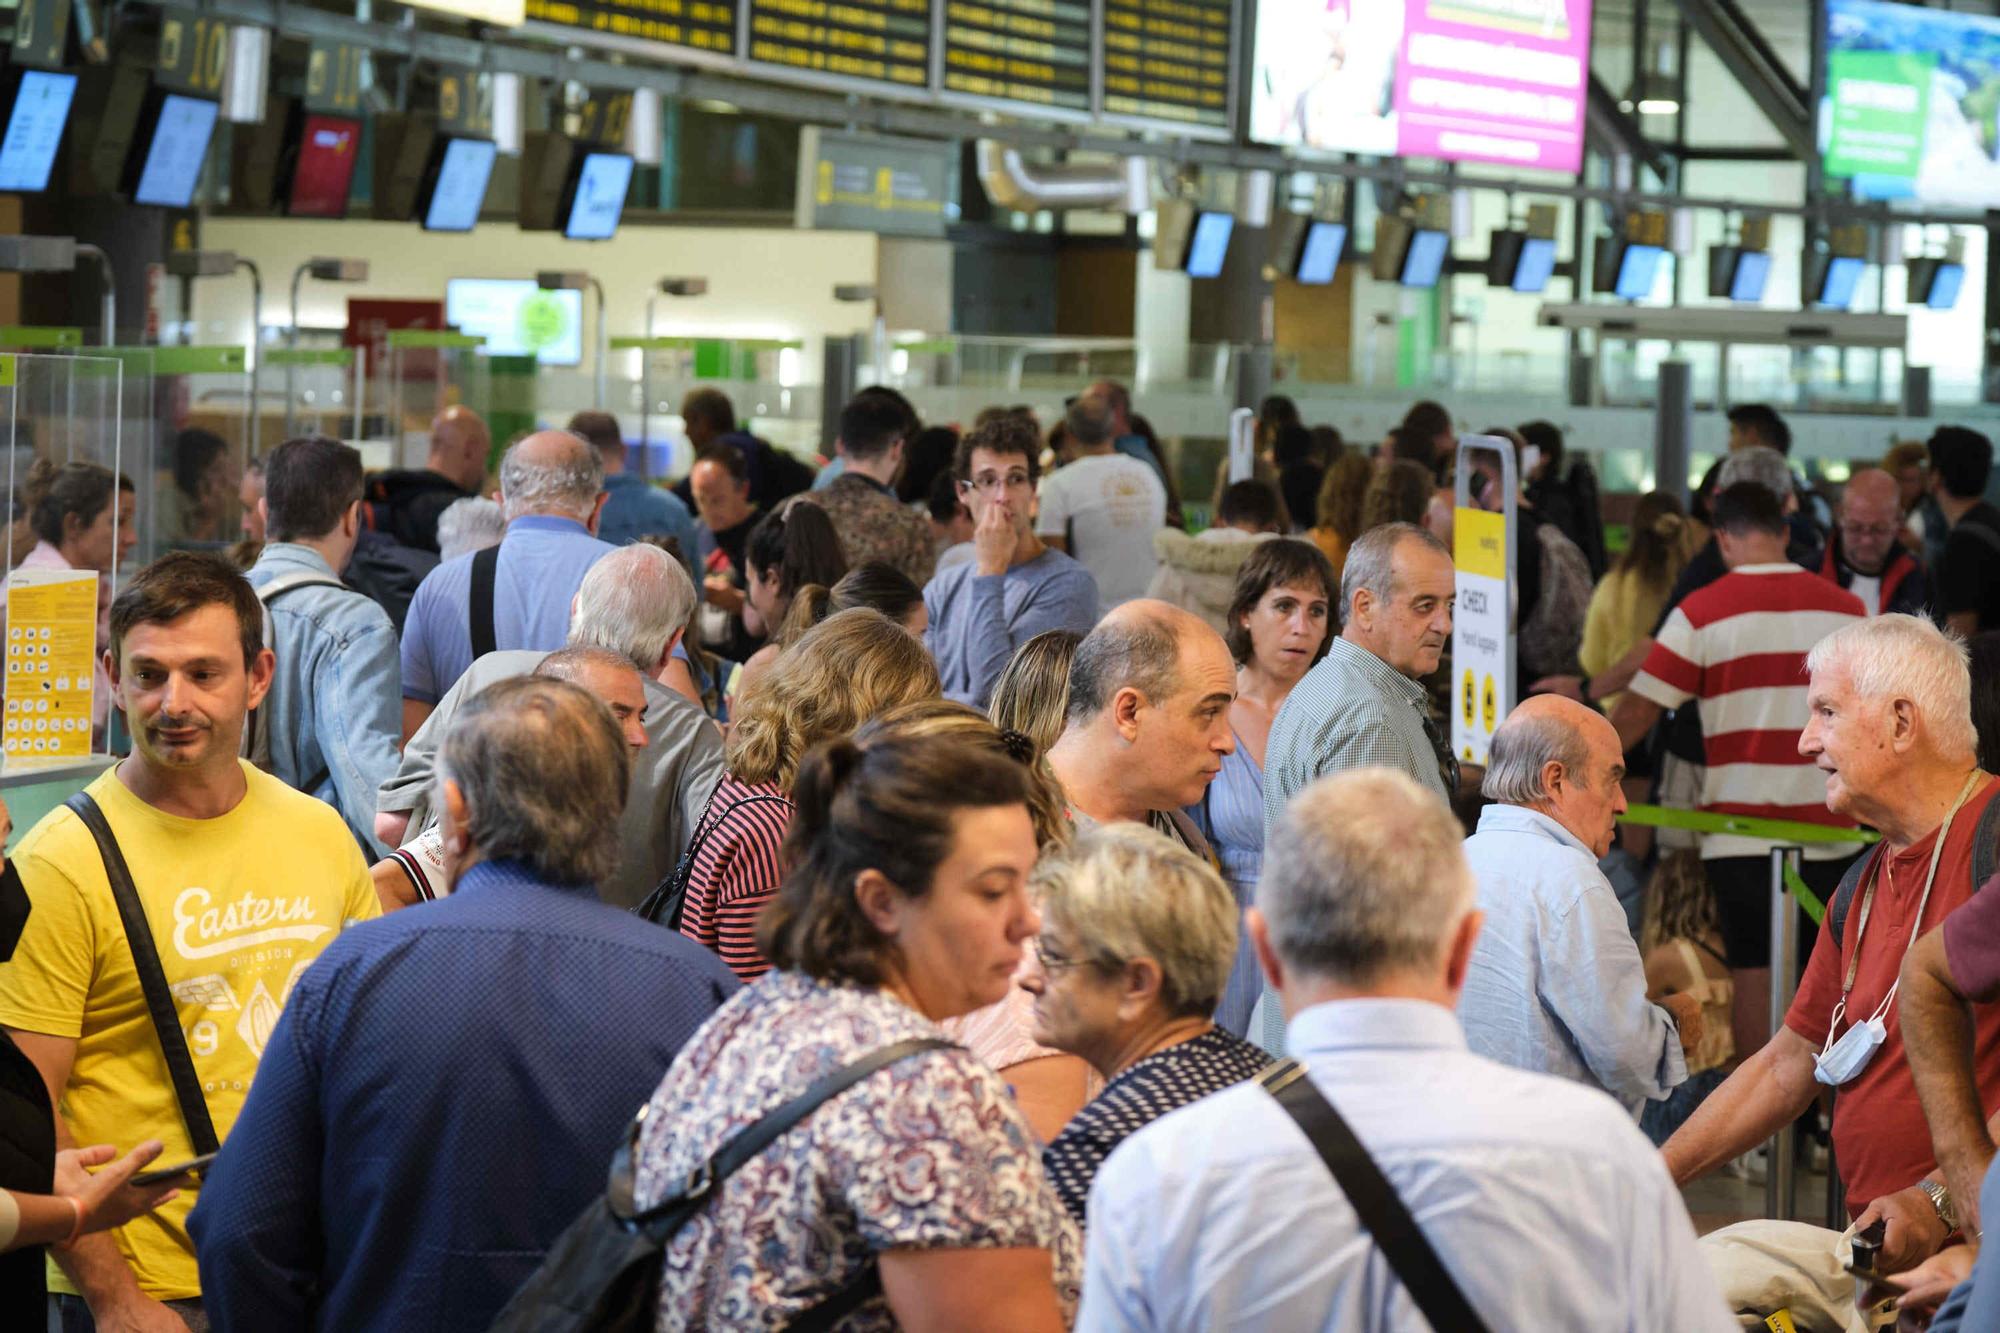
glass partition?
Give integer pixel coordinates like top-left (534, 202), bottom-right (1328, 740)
top-left (380, 331), bottom-right (489, 471)
top-left (0, 352), bottom-right (125, 777)
top-left (610, 335), bottom-right (818, 480)
top-left (263, 346), bottom-right (363, 446)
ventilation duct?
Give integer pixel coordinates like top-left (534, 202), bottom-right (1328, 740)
top-left (975, 140), bottom-right (1150, 214)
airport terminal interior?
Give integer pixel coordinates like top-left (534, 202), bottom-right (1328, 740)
top-left (6, 0), bottom-right (2000, 1328)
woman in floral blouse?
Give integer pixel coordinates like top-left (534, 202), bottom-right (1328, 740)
top-left (635, 729), bottom-right (1081, 1331)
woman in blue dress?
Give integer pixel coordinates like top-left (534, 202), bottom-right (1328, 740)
top-left (1188, 538), bottom-right (1335, 1049)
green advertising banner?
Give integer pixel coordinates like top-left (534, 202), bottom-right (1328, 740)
top-left (1825, 48), bottom-right (1932, 185)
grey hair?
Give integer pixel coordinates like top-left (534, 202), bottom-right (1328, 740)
top-left (1033, 823), bottom-right (1239, 1018)
top-left (1480, 709), bottom-right (1594, 804)
top-left (437, 675), bottom-right (630, 887)
top-left (534, 644), bottom-right (641, 689)
top-left (499, 432), bottom-right (605, 522)
top-left (1716, 445), bottom-right (1792, 502)
top-left (436, 496), bottom-right (506, 562)
top-left (1339, 522), bottom-right (1448, 627)
top-left (1259, 768), bottom-right (1473, 984)
top-left (1806, 614), bottom-right (1977, 764)
top-left (568, 543), bottom-right (694, 672)
top-left (1066, 609), bottom-right (1181, 724)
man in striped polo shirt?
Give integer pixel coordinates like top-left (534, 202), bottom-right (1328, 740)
top-left (1611, 481), bottom-right (1865, 1056)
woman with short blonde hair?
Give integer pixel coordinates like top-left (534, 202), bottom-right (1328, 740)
top-left (1019, 824), bottom-right (1272, 1222)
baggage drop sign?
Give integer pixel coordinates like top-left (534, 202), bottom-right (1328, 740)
top-left (1450, 436), bottom-right (1516, 768)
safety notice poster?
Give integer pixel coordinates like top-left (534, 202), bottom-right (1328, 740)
top-left (4, 568), bottom-right (97, 770)
top-left (1451, 506), bottom-right (1511, 767)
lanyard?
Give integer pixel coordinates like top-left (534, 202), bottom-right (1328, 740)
top-left (1838, 770), bottom-right (1985, 1009)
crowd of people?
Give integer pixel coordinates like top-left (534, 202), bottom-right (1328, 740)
top-left (5, 384), bottom-right (2000, 1330)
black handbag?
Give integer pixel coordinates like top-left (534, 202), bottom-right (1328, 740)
top-left (490, 1036), bottom-right (954, 1333)
top-left (1259, 1059), bottom-right (1492, 1333)
top-left (633, 791), bottom-right (792, 929)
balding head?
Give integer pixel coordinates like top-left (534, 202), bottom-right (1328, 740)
top-left (1062, 599), bottom-right (1237, 812)
top-left (1839, 467), bottom-right (1902, 577)
top-left (1481, 694), bottom-right (1627, 856)
top-left (429, 406), bottom-right (491, 493)
top-left (498, 430), bottom-right (607, 526)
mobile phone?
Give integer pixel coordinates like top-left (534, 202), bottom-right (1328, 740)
top-left (130, 1151), bottom-right (217, 1187)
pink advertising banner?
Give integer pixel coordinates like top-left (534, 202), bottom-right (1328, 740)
top-left (1393, 0), bottom-right (1593, 172)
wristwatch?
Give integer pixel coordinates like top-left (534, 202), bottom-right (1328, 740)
top-left (1918, 1177), bottom-right (1958, 1233)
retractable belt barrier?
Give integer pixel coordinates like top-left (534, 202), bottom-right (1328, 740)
top-left (1616, 804), bottom-right (1880, 926)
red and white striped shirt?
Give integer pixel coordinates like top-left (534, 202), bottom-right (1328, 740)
top-left (677, 775), bottom-right (795, 981)
top-left (1629, 563), bottom-right (1865, 861)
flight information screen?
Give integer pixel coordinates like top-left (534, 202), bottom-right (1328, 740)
top-left (1101, 0), bottom-right (1231, 129)
top-left (941, 0), bottom-right (1092, 113)
top-left (523, 0), bottom-right (737, 56)
top-left (748, 0), bottom-right (931, 89)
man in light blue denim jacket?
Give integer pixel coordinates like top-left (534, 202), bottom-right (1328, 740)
top-left (245, 436), bottom-right (402, 858)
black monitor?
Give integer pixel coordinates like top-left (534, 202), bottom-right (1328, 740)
top-left (561, 150), bottom-right (634, 241)
top-left (1707, 246), bottom-right (1771, 303)
top-left (1293, 220), bottom-right (1347, 284)
top-left (1487, 230), bottom-right (1557, 293)
top-left (1808, 253), bottom-right (1867, 310)
top-left (123, 89), bottom-right (218, 207)
top-left (419, 137), bottom-right (497, 233)
top-left (1908, 257), bottom-right (1967, 311)
top-left (0, 69), bottom-right (77, 194)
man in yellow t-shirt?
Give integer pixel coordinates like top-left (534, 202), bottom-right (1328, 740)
top-left (0, 552), bottom-right (379, 1330)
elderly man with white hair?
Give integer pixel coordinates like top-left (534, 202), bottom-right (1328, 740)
top-left (399, 429), bottom-right (615, 740)
top-left (1664, 615), bottom-right (2000, 1277)
top-left (374, 542), bottom-right (725, 909)
top-left (1077, 768), bottom-right (1733, 1332)
top-left (1457, 695), bottom-right (1698, 1111)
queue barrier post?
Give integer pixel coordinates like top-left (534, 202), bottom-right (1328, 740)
top-left (1765, 844), bottom-right (1804, 1223)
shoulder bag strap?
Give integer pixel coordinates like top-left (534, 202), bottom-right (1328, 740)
top-left (634, 792), bottom-right (793, 928)
top-left (1259, 1060), bottom-right (1490, 1333)
top-left (632, 1036), bottom-right (955, 1230)
top-left (469, 543), bottom-right (501, 661)
top-left (62, 792), bottom-right (221, 1157)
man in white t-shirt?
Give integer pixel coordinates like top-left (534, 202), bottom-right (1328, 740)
top-left (1037, 391), bottom-right (1168, 614)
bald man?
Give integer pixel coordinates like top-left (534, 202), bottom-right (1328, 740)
top-left (1820, 466), bottom-right (1931, 617)
top-left (1456, 695), bottom-right (1700, 1111)
top-left (362, 406), bottom-right (493, 555)
top-left (400, 430), bottom-right (615, 739)
top-left (1045, 601), bottom-right (1267, 1040)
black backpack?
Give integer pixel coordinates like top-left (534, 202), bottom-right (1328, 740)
top-left (1823, 795), bottom-right (2000, 945)
top-left (489, 1036), bottom-right (953, 1333)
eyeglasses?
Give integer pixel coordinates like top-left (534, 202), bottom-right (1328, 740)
top-left (1839, 521), bottom-right (1897, 540)
top-left (1032, 938), bottom-right (1094, 972)
top-left (959, 471), bottom-right (1033, 496)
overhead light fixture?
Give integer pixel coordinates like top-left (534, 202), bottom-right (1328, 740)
top-left (1637, 98), bottom-right (1680, 116)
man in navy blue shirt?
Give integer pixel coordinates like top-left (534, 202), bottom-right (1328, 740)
top-left (189, 674), bottom-right (739, 1332)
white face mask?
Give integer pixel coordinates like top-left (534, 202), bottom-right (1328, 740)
top-left (1814, 993), bottom-right (1895, 1088)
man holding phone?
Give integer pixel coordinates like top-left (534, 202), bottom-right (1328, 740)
top-left (0, 553), bottom-right (379, 1331)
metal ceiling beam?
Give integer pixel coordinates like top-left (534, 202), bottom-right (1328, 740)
top-left (1669, 0), bottom-right (1812, 159)
top-left (1584, 74), bottom-right (1674, 184)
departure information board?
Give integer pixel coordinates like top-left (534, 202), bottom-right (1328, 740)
top-left (941, 0), bottom-right (1092, 113)
top-left (523, 0), bottom-right (737, 56)
top-left (1102, 0), bottom-right (1231, 129)
top-left (748, 0), bottom-right (931, 89)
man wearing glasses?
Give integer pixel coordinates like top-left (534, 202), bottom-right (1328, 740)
top-left (923, 416), bottom-right (1099, 707)
top-left (1817, 467), bottom-right (1930, 618)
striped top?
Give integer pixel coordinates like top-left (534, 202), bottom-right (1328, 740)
top-left (1628, 563), bottom-right (1865, 860)
top-left (677, 775), bottom-right (795, 981)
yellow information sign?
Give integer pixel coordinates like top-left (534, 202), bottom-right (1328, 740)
top-left (4, 568), bottom-right (97, 769)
